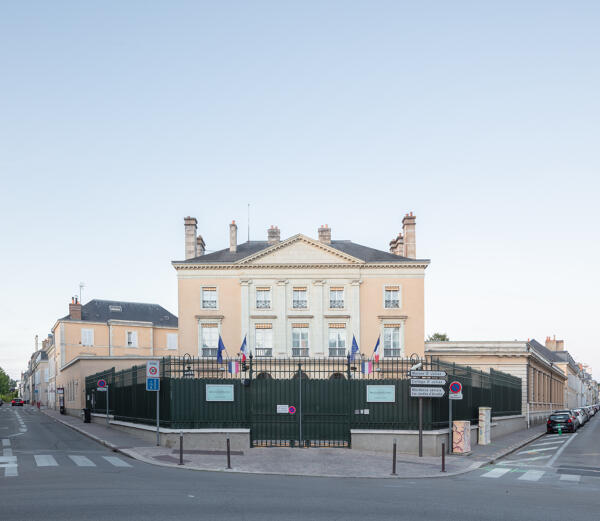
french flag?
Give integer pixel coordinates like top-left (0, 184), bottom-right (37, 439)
top-left (361, 361), bottom-right (373, 374)
top-left (228, 360), bottom-right (239, 374)
top-left (239, 335), bottom-right (248, 362)
top-left (373, 336), bottom-right (381, 362)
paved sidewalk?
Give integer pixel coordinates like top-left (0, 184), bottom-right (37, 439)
top-left (42, 407), bottom-right (546, 479)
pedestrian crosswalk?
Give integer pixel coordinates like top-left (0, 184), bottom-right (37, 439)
top-left (480, 466), bottom-right (585, 484)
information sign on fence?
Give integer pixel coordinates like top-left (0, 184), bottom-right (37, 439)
top-left (409, 370), bottom-right (447, 377)
top-left (366, 385), bottom-right (396, 403)
top-left (205, 384), bottom-right (234, 402)
top-left (410, 378), bottom-right (446, 386)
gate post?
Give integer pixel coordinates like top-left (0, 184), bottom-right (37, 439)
top-left (346, 354), bottom-right (351, 380)
top-left (298, 363), bottom-right (303, 447)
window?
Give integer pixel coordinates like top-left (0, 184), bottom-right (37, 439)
top-left (109, 305), bottom-right (122, 312)
top-left (256, 288), bottom-right (271, 309)
top-left (329, 287), bottom-right (344, 309)
top-left (383, 325), bottom-right (402, 357)
top-left (201, 324), bottom-right (219, 357)
top-left (126, 331), bottom-right (138, 347)
top-left (167, 333), bottom-right (178, 350)
top-left (328, 324), bottom-right (346, 357)
top-left (202, 287), bottom-right (217, 309)
top-left (292, 287), bottom-right (307, 309)
top-left (81, 328), bottom-right (94, 347)
top-left (44, 369), bottom-right (49, 383)
top-left (384, 286), bottom-right (400, 308)
top-left (292, 324), bottom-right (309, 357)
top-left (255, 324), bottom-right (273, 357)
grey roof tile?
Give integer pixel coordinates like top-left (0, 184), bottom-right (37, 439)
top-left (61, 299), bottom-right (177, 327)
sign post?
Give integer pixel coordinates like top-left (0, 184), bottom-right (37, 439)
top-left (146, 361), bottom-right (160, 446)
top-left (448, 381), bottom-right (463, 453)
top-left (97, 379), bottom-right (109, 425)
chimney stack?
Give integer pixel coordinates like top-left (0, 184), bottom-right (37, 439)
top-left (389, 232), bottom-right (404, 256)
top-left (184, 216), bottom-right (198, 260)
top-left (402, 212), bottom-right (416, 258)
top-left (196, 235), bottom-right (205, 256)
top-left (268, 225), bottom-right (280, 245)
top-left (545, 335), bottom-right (565, 351)
top-left (69, 296), bottom-right (82, 321)
top-left (318, 224), bottom-right (331, 244)
top-left (230, 220), bottom-right (238, 253)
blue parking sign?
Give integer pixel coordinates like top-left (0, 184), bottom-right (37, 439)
top-left (146, 377), bottom-right (160, 391)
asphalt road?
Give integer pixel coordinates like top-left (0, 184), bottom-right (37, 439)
top-left (1, 405), bottom-right (598, 521)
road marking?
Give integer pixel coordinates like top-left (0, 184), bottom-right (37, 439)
top-left (2, 439), bottom-right (10, 447)
top-left (482, 467), bottom-right (512, 478)
top-left (3, 449), bottom-right (13, 457)
top-left (102, 456), bottom-right (132, 467)
top-left (547, 433), bottom-right (578, 467)
top-left (0, 456), bottom-right (18, 477)
top-left (517, 447), bottom-right (558, 455)
top-left (560, 474), bottom-right (581, 482)
top-left (68, 455), bottom-right (96, 467)
top-left (518, 470), bottom-right (545, 481)
top-left (502, 455), bottom-right (552, 463)
top-left (34, 455), bottom-right (58, 467)
top-left (530, 441), bottom-right (565, 448)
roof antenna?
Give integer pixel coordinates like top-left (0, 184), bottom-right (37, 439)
top-left (247, 203), bottom-right (250, 242)
top-left (79, 282), bottom-right (85, 304)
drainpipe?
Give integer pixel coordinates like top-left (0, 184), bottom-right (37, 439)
top-left (526, 344), bottom-right (531, 429)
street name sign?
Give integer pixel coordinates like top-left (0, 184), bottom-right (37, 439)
top-left (410, 387), bottom-right (445, 398)
top-left (409, 370), bottom-right (447, 377)
top-left (146, 377), bottom-right (160, 391)
top-left (410, 378), bottom-right (446, 386)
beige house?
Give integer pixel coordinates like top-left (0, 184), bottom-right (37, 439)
top-left (50, 298), bottom-right (178, 414)
top-left (426, 339), bottom-right (566, 425)
top-left (173, 214), bottom-right (429, 360)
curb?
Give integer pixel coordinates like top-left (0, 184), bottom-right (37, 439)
top-left (41, 409), bottom-right (547, 479)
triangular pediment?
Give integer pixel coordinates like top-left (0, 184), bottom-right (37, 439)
top-left (239, 235), bottom-right (364, 265)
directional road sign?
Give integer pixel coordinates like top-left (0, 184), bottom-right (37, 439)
top-left (410, 370), bottom-right (447, 378)
top-left (146, 377), bottom-right (160, 391)
top-left (410, 378), bottom-right (446, 386)
top-left (410, 387), bottom-right (445, 398)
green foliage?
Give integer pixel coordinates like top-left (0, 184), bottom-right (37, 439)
top-left (0, 367), bottom-right (12, 395)
top-left (427, 332), bottom-right (449, 342)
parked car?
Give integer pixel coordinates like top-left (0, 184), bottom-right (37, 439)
top-left (11, 398), bottom-right (24, 407)
top-left (573, 408), bottom-right (587, 426)
top-left (0, 399), bottom-right (3, 406)
top-left (551, 409), bottom-right (579, 431)
top-left (547, 412), bottom-right (577, 433)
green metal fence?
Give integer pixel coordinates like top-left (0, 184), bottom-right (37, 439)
top-left (85, 355), bottom-right (521, 447)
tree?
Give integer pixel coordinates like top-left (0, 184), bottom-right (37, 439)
top-left (427, 333), bottom-right (449, 342)
top-left (0, 367), bottom-right (12, 395)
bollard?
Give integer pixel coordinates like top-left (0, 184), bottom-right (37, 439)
top-left (226, 434), bottom-right (232, 469)
top-left (179, 430), bottom-right (184, 465)
top-left (392, 438), bottom-right (397, 475)
top-left (441, 443), bottom-right (446, 472)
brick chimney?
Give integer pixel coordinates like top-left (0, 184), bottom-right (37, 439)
top-left (229, 220), bottom-right (238, 253)
top-left (196, 235), bottom-right (205, 256)
top-left (184, 216), bottom-right (198, 260)
top-left (402, 212), bottom-right (416, 258)
top-left (268, 225), bottom-right (280, 245)
top-left (389, 232), bottom-right (404, 256)
top-left (318, 224), bottom-right (331, 244)
top-left (69, 296), bottom-right (82, 321)
top-left (545, 335), bottom-right (564, 351)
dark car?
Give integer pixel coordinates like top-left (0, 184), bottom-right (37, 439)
top-left (547, 412), bottom-right (576, 433)
top-left (11, 398), bottom-right (24, 406)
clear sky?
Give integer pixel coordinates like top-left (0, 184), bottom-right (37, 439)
top-left (1, 2), bottom-right (599, 380)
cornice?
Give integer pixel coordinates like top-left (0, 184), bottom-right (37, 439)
top-left (173, 262), bottom-right (430, 271)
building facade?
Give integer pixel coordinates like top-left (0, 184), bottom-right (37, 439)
top-left (49, 298), bottom-right (179, 413)
top-left (173, 215), bottom-right (429, 361)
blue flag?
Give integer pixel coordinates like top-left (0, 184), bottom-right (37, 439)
top-left (217, 336), bottom-right (226, 363)
top-left (350, 335), bottom-right (359, 361)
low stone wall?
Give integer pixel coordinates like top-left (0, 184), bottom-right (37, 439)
top-left (352, 414), bottom-right (528, 456)
top-left (90, 415), bottom-right (250, 451)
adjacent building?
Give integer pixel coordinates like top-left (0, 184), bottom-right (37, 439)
top-left (173, 214), bottom-right (429, 361)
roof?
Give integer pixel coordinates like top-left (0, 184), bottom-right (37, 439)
top-left (528, 339), bottom-right (563, 364)
top-left (61, 299), bottom-right (178, 327)
top-left (176, 238), bottom-right (428, 264)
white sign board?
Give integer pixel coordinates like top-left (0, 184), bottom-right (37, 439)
top-left (205, 384), bottom-right (234, 402)
top-left (146, 360), bottom-right (160, 378)
top-left (276, 404), bottom-right (289, 414)
top-left (366, 385), bottom-right (396, 403)
top-left (410, 378), bottom-right (446, 386)
top-left (410, 387), bottom-right (445, 398)
top-left (410, 370), bottom-right (447, 377)
top-left (449, 392), bottom-right (463, 400)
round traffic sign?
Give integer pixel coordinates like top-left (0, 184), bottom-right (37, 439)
top-left (97, 379), bottom-right (107, 388)
top-left (449, 381), bottom-right (462, 394)
top-left (288, 406), bottom-right (296, 415)
top-left (148, 366), bottom-right (158, 376)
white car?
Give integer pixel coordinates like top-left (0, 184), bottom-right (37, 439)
top-left (573, 409), bottom-right (586, 426)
